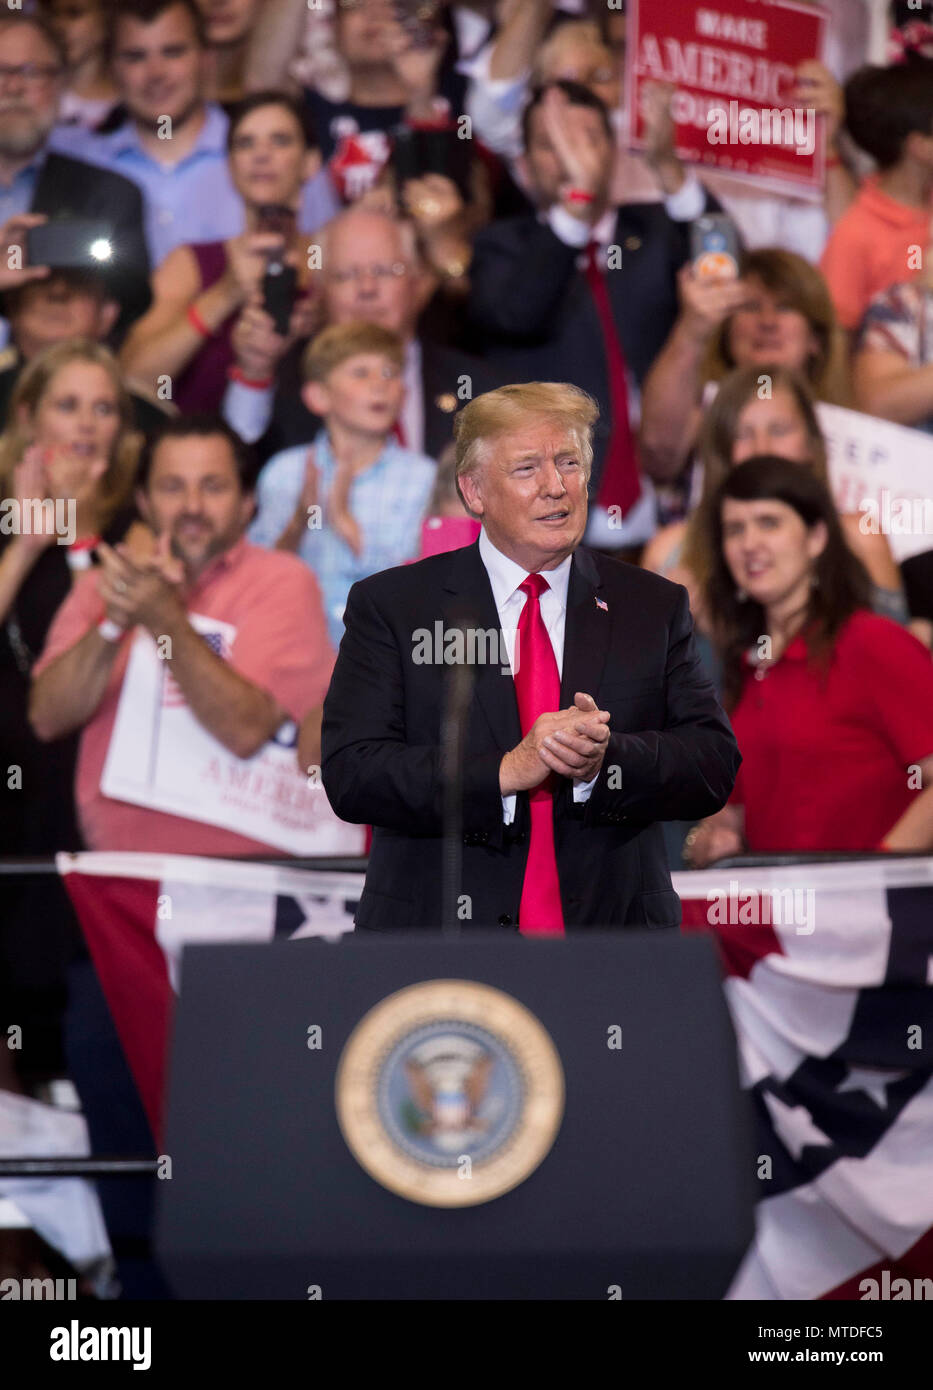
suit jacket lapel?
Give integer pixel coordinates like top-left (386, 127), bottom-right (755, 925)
top-left (560, 546), bottom-right (610, 707)
top-left (441, 539), bottom-right (522, 755)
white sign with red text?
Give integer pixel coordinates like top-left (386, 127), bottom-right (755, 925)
top-left (100, 613), bottom-right (364, 856)
top-left (817, 403), bottom-right (933, 563)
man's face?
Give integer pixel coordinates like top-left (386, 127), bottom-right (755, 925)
top-left (0, 24), bottom-right (64, 163)
top-left (47, 1), bottom-right (106, 69)
top-left (303, 352), bottom-right (404, 437)
top-left (323, 215), bottom-right (417, 338)
top-left (12, 275), bottom-right (117, 360)
top-left (336, 0), bottom-right (397, 69)
top-left (139, 434), bottom-right (253, 575)
top-left (459, 420), bottom-right (589, 573)
top-left (523, 102), bottom-right (612, 208)
top-left (196, 0), bottom-right (262, 48)
top-left (111, 4), bottom-right (205, 130)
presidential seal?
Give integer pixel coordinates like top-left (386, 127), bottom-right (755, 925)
top-left (335, 979), bottom-right (564, 1207)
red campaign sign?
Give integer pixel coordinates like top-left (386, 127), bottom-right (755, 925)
top-left (625, 0), bottom-right (828, 193)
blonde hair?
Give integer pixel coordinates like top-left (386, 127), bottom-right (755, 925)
top-left (301, 320), bottom-right (404, 383)
top-left (453, 384), bottom-right (598, 510)
top-left (0, 340), bottom-right (139, 529)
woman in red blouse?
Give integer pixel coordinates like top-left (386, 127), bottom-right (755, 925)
top-left (686, 455), bottom-right (933, 865)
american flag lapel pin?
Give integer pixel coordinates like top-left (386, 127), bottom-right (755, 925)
top-left (595, 596), bottom-right (608, 612)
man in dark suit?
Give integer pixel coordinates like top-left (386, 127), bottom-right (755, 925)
top-left (0, 12), bottom-right (150, 332)
top-left (322, 382), bottom-right (740, 932)
top-left (223, 205), bottom-right (496, 460)
top-left (467, 80), bottom-right (719, 547)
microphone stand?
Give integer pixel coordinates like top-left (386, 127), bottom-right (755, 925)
top-left (441, 618), bottom-right (475, 936)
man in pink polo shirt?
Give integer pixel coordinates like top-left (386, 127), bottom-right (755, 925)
top-left (30, 414), bottom-right (334, 856)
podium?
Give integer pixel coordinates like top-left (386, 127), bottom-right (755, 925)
top-left (155, 931), bottom-right (756, 1299)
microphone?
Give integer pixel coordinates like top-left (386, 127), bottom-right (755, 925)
top-left (440, 610), bottom-right (477, 936)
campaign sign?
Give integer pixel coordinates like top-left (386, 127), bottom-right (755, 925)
top-left (818, 403), bottom-right (933, 564)
top-left (626, 0), bottom-right (828, 192)
top-left (101, 613), bottom-right (365, 856)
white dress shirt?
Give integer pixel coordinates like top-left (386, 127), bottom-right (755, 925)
top-left (400, 338), bottom-right (425, 455)
top-left (478, 529), bottom-right (600, 823)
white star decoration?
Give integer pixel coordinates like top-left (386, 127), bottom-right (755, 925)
top-left (835, 1067), bottom-right (908, 1109)
top-left (763, 1091), bottom-right (833, 1160)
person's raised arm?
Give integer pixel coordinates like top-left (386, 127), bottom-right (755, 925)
top-left (488, 0), bottom-right (552, 81)
top-left (29, 562), bottom-right (129, 742)
top-left (0, 214), bottom-right (49, 291)
top-left (120, 235), bottom-right (285, 395)
top-left (853, 346), bottom-right (933, 427)
top-left (96, 543), bottom-right (286, 759)
top-left (638, 267), bottom-right (750, 482)
top-left (240, 0), bottom-right (307, 95)
top-left (119, 245), bottom-right (220, 391)
top-left (790, 60), bottom-right (857, 229)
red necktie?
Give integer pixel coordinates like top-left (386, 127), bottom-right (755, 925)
top-left (392, 418), bottom-right (408, 448)
top-left (583, 240), bottom-right (642, 518)
top-left (512, 574), bottom-right (565, 936)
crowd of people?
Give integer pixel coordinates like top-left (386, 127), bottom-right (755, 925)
top-left (2, 0), bottom-right (933, 1272)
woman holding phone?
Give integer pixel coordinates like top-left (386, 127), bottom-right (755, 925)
top-left (119, 92), bottom-right (320, 413)
top-left (639, 247), bottom-right (851, 484)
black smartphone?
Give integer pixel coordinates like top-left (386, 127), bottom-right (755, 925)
top-left (262, 261), bottom-right (297, 336)
top-left (390, 126), bottom-right (471, 202)
top-left (25, 220), bottom-right (117, 270)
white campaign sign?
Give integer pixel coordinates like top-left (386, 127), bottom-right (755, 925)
top-left (817, 403), bottom-right (933, 563)
top-left (100, 613), bottom-right (364, 855)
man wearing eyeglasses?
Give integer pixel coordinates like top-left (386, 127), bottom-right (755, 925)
top-left (0, 13), bottom-right (151, 335)
top-left (223, 204), bottom-right (496, 461)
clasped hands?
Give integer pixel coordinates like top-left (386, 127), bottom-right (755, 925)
top-left (499, 692), bottom-right (611, 795)
top-left (96, 532), bottom-right (185, 635)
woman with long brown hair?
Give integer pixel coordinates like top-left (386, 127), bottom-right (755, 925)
top-left (685, 457), bottom-right (933, 866)
top-left (639, 248), bottom-right (851, 485)
top-left (643, 363), bottom-right (909, 633)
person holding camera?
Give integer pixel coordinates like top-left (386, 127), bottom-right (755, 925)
top-left (119, 92), bottom-right (320, 414)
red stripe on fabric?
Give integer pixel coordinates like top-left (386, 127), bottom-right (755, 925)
top-left (680, 892), bottom-right (784, 979)
top-left (820, 1226), bottom-right (933, 1299)
top-left (62, 872), bottom-right (171, 1144)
